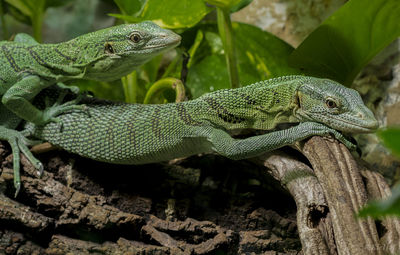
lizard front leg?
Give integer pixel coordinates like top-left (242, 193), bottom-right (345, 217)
top-left (2, 75), bottom-right (86, 125)
top-left (0, 126), bottom-right (43, 197)
top-left (206, 122), bottom-right (355, 160)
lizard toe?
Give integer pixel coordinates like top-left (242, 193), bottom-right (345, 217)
top-left (37, 162), bottom-right (44, 177)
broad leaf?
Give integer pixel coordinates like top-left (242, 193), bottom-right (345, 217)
top-left (358, 184), bottom-right (400, 218)
top-left (230, 0), bottom-right (253, 13)
top-left (4, 0), bottom-right (34, 17)
top-left (186, 23), bottom-right (300, 98)
top-left (289, 0), bottom-right (400, 86)
top-left (378, 128), bottom-right (400, 157)
top-left (112, 0), bottom-right (211, 29)
top-left (113, 0), bottom-right (146, 16)
top-left (204, 0), bottom-right (241, 9)
top-left (5, 0), bottom-right (46, 41)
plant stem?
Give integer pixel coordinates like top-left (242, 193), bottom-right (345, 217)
top-left (32, 0), bottom-right (45, 43)
top-left (32, 17), bottom-right (43, 43)
top-left (0, 0), bottom-right (8, 40)
top-left (122, 71), bottom-right (139, 103)
top-left (217, 7), bottom-right (240, 88)
top-left (144, 78), bottom-right (185, 104)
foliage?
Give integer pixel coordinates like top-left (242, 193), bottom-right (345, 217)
top-left (1, 0), bottom-right (398, 101)
top-left (358, 128), bottom-right (400, 219)
top-left (378, 129), bottom-right (400, 157)
top-left (358, 184), bottom-right (400, 218)
top-left (289, 0), bottom-right (400, 86)
top-left (184, 23), bottom-right (298, 98)
top-left (2, 0), bottom-right (73, 42)
top-left (111, 0), bottom-right (211, 29)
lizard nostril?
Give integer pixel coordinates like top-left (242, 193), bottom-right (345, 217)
top-left (357, 112), bottom-right (364, 119)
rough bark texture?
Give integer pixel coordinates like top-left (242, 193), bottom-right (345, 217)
top-left (1, 137), bottom-right (399, 254)
top-left (0, 141), bottom-right (300, 254)
top-left (360, 168), bottom-right (400, 254)
top-left (252, 151), bottom-right (335, 255)
top-left (300, 136), bottom-right (400, 255)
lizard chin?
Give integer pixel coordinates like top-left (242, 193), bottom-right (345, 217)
top-left (294, 110), bottom-right (378, 133)
top-left (308, 112), bottom-right (378, 133)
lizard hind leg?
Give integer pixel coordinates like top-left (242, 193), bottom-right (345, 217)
top-left (0, 126), bottom-right (43, 197)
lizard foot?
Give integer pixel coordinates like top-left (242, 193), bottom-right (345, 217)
top-left (298, 122), bottom-right (357, 150)
top-left (0, 126), bottom-right (44, 197)
top-left (40, 91), bottom-right (90, 129)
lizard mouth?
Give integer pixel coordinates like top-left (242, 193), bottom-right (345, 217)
top-left (142, 34), bottom-right (182, 50)
top-left (121, 40), bottom-right (180, 56)
top-left (143, 40), bottom-right (181, 50)
top-left (312, 113), bottom-right (379, 133)
top-left (296, 110), bottom-right (378, 133)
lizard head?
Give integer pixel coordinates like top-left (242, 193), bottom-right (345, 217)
top-left (295, 78), bottom-right (379, 133)
top-left (74, 21), bottom-right (181, 80)
top-left (99, 21), bottom-right (181, 58)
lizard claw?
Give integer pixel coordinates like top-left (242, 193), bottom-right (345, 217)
top-left (37, 162), bottom-right (44, 177)
top-left (74, 104), bottom-right (90, 117)
top-left (14, 182), bottom-right (21, 198)
top-left (327, 130), bottom-right (357, 150)
top-left (297, 122), bottom-right (357, 150)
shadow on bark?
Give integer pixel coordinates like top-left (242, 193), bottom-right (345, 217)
top-left (0, 136), bottom-right (399, 254)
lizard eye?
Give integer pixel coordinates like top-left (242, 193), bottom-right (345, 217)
top-left (130, 33), bottom-right (141, 43)
top-left (104, 43), bottom-right (114, 54)
top-left (325, 98), bottom-right (338, 108)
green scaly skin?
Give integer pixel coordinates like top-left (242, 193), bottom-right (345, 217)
top-left (0, 22), bottom-right (181, 195)
top-left (23, 75), bottom-right (377, 168)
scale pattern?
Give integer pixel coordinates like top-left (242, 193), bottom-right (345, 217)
top-left (27, 76), bottom-right (379, 164)
top-left (0, 22), bottom-right (181, 195)
top-left (0, 21), bottom-right (180, 125)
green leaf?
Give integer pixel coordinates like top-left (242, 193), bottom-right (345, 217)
top-left (108, 13), bottom-right (142, 23)
top-left (230, 0), bottom-right (253, 13)
top-left (113, 0), bottom-right (211, 29)
top-left (187, 54), bottom-right (230, 98)
top-left (141, 54), bottom-right (164, 84)
top-left (204, 0), bottom-right (241, 9)
top-left (113, 0), bottom-right (146, 16)
top-left (378, 128), bottom-right (400, 157)
top-left (289, 0), bottom-right (400, 86)
top-left (186, 23), bottom-right (300, 98)
top-left (358, 184), bottom-right (400, 218)
top-left (4, 0), bottom-right (32, 17)
top-left (235, 23), bottom-right (300, 82)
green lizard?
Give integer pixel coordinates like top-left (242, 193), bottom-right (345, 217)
top-left (21, 76), bottom-right (377, 174)
top-left (0, 21), bottom-right (181, 195)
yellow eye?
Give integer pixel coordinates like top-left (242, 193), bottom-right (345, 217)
top-left (104, 43), bottom-right (114, 54)
top-left (130, 33), bottom-right (141, 43)
top-left (325, 98), bottom-right (337, 108)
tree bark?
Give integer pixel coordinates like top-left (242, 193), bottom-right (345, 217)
top-left (0, 142), bottom-right (300, 254)
top-left (253, 151), bottom-right (335, 255)
top-left (300, 136), bottom-right (400, 255)
top-left (1, 136), bottom-right (399, 254)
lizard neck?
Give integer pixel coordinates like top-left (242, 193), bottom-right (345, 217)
top-left (31, 41), bottom-right (130, 81)
top-left (190, 76), bottom-right (304, 131)
top-left (28, 41), bottom-right (92, 68)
